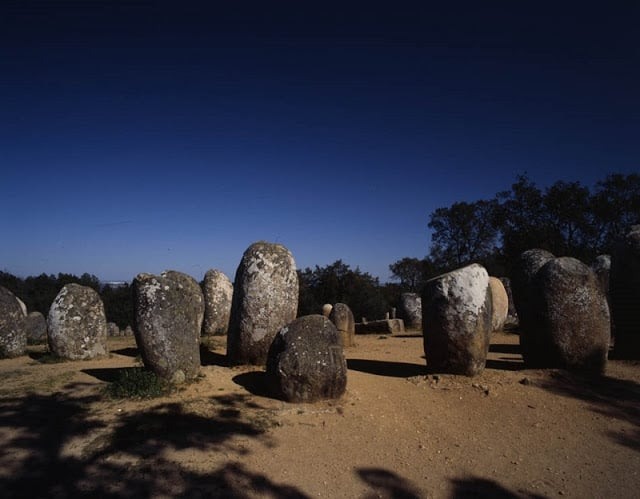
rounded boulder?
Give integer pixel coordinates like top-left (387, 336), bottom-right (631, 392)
top-left (48, 284), bottom-right (108, 360)
top-left (266, 315), bottom-right (347, 403)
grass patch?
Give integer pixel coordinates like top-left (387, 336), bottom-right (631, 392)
top-left (106, 368), bottom-right (171, 399)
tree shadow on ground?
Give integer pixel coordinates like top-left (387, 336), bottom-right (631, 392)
top-left (347, 359), bottom-right (426, 378)
top-left (537, 369), bottom-right (640, 452)
top-left (489, 343), bottom-right (521, 355)
top-left (450, 477), bottom-right (546, 498)
top-left (484, 359), bottom-right (524, 372)
top-left (0, 386), bottom-right (305, 498)
top-left (81, 367), bottom-right (144, 383)
top-left (357, 468), bottom-right (422, 499)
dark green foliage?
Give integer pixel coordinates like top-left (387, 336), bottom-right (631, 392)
top-left (426, 172), bottom-right (640, 276)
top-left (106, 368), bottom-right (171, 399)
top-left (297, 260), bottom-right (390, 321)
top-left (0, 271), bottom-right (133, 329)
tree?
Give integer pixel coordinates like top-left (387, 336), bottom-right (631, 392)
top-left (428, 199), bottom-right (500, 270)
top-left (388, 257), bottom-right (440, 291)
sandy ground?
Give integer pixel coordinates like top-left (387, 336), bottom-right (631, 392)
top-left (0, 331), bottom-right (639, 498)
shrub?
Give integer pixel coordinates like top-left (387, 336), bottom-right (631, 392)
top-left (106, 368), bottom-right (171, 399)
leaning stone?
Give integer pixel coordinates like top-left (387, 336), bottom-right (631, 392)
top-left (488, 277), bottom-right (509, 332)
top-left (25, 311), bottom-right (47, 345)
top-left (0, 286), bottom-right (27, 358)
top-left (227, 241), bottom-right (298, 366)
top-left (266, 315), bottom-right (347, 403)
top-left (329, 303), bottom-right (356, 347)
top-left (48, 284), bottom-right (108, 360)
top-left (610, 226), bottom-right (640, 358)
top-left (201, 269), bottom-right (233, 336)
top-left (133, 271), bottom-right (204, 382)
top-left (321, 304), bottom-right (333, 318)
top-left (512, 249), bottom-right (555, 362)
top-left (399, 293), bottom-right (422, 331)
top-left (422, 264), bottom-right (492, 376)
top-left (534, 257), bottom-right (610, 371)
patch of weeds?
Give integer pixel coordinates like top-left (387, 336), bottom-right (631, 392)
top-left (106, 368), bottom-right (172, 399)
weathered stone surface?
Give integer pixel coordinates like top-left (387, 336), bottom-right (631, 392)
top-left (227, 241), bottom-right (299, 366)
top-left (48, 284), bottom-right (108, 360)
top-left (592, 255), bottom-right (611, 296)
top-left (488, 277), bottom-right (509, 332)
top-left (512, 249), bottom-right (555, 362)
top-left (133, 271), bottom-right (204, 382)
top-left (107, 322), bottom-right (120, 337)
top-left (266, 315), bottom-right (347, 403)
top-left (422, 264), bottom-right (492, 376)
top-left (25, 311), bottom-right (47, 345)
top-left (611, 226), bottom-right (640, 358)
top-left (399, 293), bottom-right (422, 331)
top-left (329, 303), bottom-right (356, 347)
top-left (123, 325), bottom-right (134, 337)
top-left (0, 286), bottom-right (27, 358)
top-left (533, 257), bottom-right (610, 371)
top-left (202, 269), bottom-right (233, 336)
top-left (321, 304), bottom-right (333, 318)
top-left (355, 319), bottom-right (405, 335)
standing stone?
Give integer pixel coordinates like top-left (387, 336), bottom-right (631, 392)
top-left (533, 257), bottom-right (610, 371)
top-left (133, 271), bottom-right (204, 382)
top-left (201, 269), bottom-right (233, 336)
top-left (511, 249), bottom-right (555, 363)
top-left (322, 304), bottom-right (333, 318)
top-left (0, 286), bottom-right (27, 358)
top-left (422, 264), bottom-right (492, 376)
top-left (399, 293), bottom-right (422, 331)
top-left (48, 284), bottom-right (108, 360)
top-left (329, 303), bottom-right (356, 347)
top-left (25, 311), bottom-right (48, 345)
top-left (227, 241), bottom-right (298, 366)
top-left (488, 277), bottom-right (509, 332)
top-left (16, 297), bottom-right (27, 317)
top-left (107, 322), bottom-right (120, 337)
top-left (611, 226), bottom-right (640, 358)
top-left (266, 315), bottom-right (347, 403)
top-left (124, 325), bottom-right (134, 337)
top-left (592, 255), bottom-right (611, 297)
top-left (498, 277), bottom-right (518, 325)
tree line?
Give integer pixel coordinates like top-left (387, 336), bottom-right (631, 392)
top-left (2, 172), bottom-right (637, 324)
top-left (389, 172), bottom-right (640, 291)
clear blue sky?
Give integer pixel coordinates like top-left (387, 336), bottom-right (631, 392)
top-left (1, 1), bottom-right (638, 282)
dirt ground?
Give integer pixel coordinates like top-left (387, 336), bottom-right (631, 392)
top-left (0, 331), bottom-right (638, 498)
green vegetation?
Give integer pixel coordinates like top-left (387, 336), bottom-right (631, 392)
top-left (105, 368), bottom-right (171, 399)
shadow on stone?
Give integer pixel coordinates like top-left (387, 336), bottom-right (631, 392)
top-left (347, 359), bottom-right (426, 378)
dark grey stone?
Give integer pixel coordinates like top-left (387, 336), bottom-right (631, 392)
top-left (399, 293), bottom-right (422, 331)
top-left (25, 311), bottom-right (47, 345)
top-left (422, 264), bottom-right (492, 376)
top-left (227, 241), bottom-right (298, 366)
top-left (533, 257), bottom-right (610, 371)
top-left (266, 315), bottom-right (347, 403)
top-left (133, 271), bottom-right (204, 382)
top-left (48, 284), bottom-right (108, 360)
top-left (511, 249), bottom-right (555, 364)
top-left (611, 226), bottom-right (640, 358)
top-left (201, 269), bottom-right (233, 336)
top-left (329, 303), bottom-right (355, 347)
top-left (0, 286), bottom-right (27, 358)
